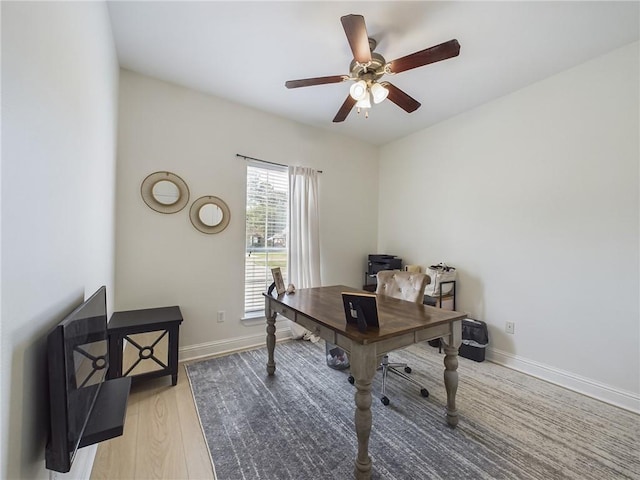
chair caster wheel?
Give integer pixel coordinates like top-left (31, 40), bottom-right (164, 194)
top-left (404, 366), bottom-right (412, 374)
top-left (381, 396), bottom-right (390, 406)
top-left (420, 388), bottom-right (429, 398)
top-left (348, 375), bottom-right (354, 385)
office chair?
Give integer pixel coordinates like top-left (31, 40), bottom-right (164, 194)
top-left (349, 270), bottom-right (431, 405)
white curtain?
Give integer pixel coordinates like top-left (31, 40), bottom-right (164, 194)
top-left (288, 166), bottom-right (321, 340)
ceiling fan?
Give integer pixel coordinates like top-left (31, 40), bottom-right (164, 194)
top-left (285, 14), bottom-right (460, 122)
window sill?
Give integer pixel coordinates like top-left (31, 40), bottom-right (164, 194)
top-left (241, 312), bottom-right (290, 327)
top-left (241, 313), bottom-right (265, 327)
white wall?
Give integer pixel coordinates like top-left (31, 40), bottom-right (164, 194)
top-left (379, 42), bottom-right (639, 411)
top-left (115, 70), bottom-right (379, 358)
top-left (1, 2), bottom-right (119, 478)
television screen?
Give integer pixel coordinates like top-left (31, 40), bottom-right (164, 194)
top-left (46, 286), bottom-right (108, 473)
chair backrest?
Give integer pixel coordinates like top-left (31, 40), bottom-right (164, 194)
top-left (376, 270), bottom-right (431, 304)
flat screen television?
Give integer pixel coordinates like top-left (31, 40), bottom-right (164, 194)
top-left (45, 286), bottom-right (109, 473)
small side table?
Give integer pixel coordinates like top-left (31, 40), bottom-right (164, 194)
top-left (107, 306), bottom-right (183, 386)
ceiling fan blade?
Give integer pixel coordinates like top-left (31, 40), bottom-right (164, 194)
top-left (341, 14), bottom-right (372, 64)
top-left (384, 83), bottom-right (421, 113)
top-left (333, 95), bottom-right (357, 123)
top-left (388, 39), bottom-right (460, 74)
top-left (285, 75), bottom-right (347, 89)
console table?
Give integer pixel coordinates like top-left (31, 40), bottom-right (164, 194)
top-left (107, 306), bottom-right (183, 386)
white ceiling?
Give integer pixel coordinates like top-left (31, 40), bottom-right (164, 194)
top-left (106, 1), bottom-right (639, 146)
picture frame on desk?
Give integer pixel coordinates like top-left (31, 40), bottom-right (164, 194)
top-left (271, 267), bottom-right (286, 295)
top-left (341, 291), bottom-right (379, 332)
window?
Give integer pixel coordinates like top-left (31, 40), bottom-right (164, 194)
top-left (244, 162), bottom-right (289, 315)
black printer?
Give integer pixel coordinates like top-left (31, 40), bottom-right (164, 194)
top-left (367, 254), bottom-right (402, 275)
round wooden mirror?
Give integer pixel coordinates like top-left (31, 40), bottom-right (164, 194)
top-left (198, 203), bottom-right (224, 227)
top-left (141, 172), bottom-right (189, 214)
top-left (189, 196), bottom-right (230, 234)
top-left (152, 180), bottom-right (180, 205)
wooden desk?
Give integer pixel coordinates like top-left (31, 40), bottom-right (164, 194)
top-left (264, 285), bottom-right (466, 480)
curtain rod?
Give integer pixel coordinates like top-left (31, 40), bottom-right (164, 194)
top-left (236, 153), bottom-right (322, 173)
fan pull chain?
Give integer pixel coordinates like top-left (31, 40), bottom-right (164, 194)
top-left (356, 107), bottom-right (369, 118)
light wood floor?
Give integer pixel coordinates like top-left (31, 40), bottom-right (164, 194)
top-left (91, 340), bottom-right (216, 479)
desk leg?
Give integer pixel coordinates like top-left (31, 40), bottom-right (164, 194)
top-left (350, 344), bottom-right (378, 480)
top-left (266, 311), bottom-right (277, 376)
top-left (441, 319), bottom-right (462, 427)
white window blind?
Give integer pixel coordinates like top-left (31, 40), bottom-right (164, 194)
top-left (244, 163), bottom-right (289, 314)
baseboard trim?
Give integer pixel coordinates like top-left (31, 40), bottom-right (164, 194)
top-left (487, 347), bottom-right (639, 414)
top-left (179, 326), bottom-right (293, 363)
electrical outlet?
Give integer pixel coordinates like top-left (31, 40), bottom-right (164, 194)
top-left (505, 321), bottom-right (515, 334)
top-left (217, 311), bottom-right (225, 323)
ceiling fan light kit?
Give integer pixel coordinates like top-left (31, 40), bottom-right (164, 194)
top-left (285, 14), bottom-right (461, 123)
top-left (355, 92), bottom-right (371, 109)
top-left (349, 80), bottom-right (367, 101)
top-left (370, 82), bottom-right (389, 104)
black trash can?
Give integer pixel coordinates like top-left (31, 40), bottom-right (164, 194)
top-left (460, 318), bottom-right (489, 362)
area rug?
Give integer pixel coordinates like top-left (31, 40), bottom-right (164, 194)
top-left (186, 340), bottom-right (639, 480)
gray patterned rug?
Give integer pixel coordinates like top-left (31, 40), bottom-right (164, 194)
top-left (186, 340), bottom-right (639, 480)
